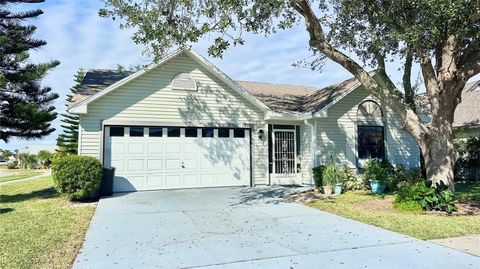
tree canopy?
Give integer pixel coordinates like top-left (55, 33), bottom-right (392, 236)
top-left (100, 0), bottom-right (480, 188)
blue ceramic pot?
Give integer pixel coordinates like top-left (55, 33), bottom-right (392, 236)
top-left (370, 179), bottom-right (386, 194)
top-left (334, 183), bottom-right (343, 195)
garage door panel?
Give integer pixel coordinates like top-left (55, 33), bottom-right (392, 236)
top-left (106, 126), bottom-right (250, 192)
top-left (147, 142), bottom-right (164, 154)
top-left (111, 142), bottom-right (125, 154)
top-left (200, 174), bottom-right (217, 185)
top-left (183, 158), bottom-right (198, 169)
top-left (146, 175), bottom-right (164, 188)
top-left (165, 175), bottom-right (182, 187)
top-left (165, 159), bottom-right (181, 170)
top-left (166, 142), bottom-right (182, 154)
top-left (127, 159), bottom-right (144, 171)
top-left (147, 159), bottom-right (163, 171)
top-left (128, 143), bottom-right (144, 154)
top-left (183, 174), bottom-right (199, 186)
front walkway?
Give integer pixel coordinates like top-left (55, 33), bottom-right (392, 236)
top-left (74, 186), bottom-right (479, 268)
top-left (430, 234), bottom-right (480, 256)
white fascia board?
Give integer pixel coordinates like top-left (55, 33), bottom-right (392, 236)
top-left (69, 103), bottom-right (88, 114)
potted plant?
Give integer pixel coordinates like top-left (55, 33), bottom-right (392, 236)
top-left (322, 158), bottom-right (344, 195)
top-left (363, 159), bottom-right (393, 194)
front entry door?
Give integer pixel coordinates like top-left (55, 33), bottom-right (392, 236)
top-left (271, 130), bottom-right (298, 184)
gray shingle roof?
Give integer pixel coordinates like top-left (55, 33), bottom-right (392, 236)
top-left (70, 69), bottom-right (361, 114)
top-left (415, 80), bottom-right (480, 128)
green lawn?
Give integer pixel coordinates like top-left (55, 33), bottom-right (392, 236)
top-left (456, 181), bottom-right (480, 201)
top-left (307, 185), bottom-right (480, 240)
top-left (0, 176), bottom-right (96, 268)
top-left (0, 170), bottom-right (43, 183)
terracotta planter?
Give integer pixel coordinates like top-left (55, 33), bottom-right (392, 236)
top-left (323, 186), bottom-right (332, 195)
top-left (313, 187), bottom-right (320, 194)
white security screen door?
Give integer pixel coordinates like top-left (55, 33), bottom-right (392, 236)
top-left (271, 129), bottom-right (299, 185)
top-left (104, 126), bottom-right (251, 192)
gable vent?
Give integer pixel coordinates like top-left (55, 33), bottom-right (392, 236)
top-left (172, 73), bottom-right (197, 91)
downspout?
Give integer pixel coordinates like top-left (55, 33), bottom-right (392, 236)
top-left (304, 118), bottom-right (316, 185)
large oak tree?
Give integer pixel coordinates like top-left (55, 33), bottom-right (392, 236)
top-left (100, 0), bottom-right (480, 189)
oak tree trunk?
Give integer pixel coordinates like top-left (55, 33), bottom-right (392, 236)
top-left (420, 120), bottom-right (456, 190)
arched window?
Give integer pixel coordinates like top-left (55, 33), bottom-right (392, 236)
top-left (357, 100), bottom-right (385, 160)
top-left (357, 100), bottom-right (382, 117)
top-left (172, 73), bottom-right (197, 91)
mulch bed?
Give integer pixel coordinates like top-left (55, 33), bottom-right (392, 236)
top-left (286, 189), bottom-right (480, 216)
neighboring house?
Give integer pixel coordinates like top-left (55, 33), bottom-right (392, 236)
top-left (416, 80), bottom-right (480, 139)
top-left (69, 49), bottom-right (420, 192)
top-left (452, 80), bottom-right (480, 138)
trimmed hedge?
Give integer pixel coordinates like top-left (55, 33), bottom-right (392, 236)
top-left (51, 155), bottom-right (103, 201)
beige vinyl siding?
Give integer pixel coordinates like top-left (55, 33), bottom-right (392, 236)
top-left (313, 87), bottom-right (420, 169)
top-left (300, 122), bottom-right (314, 184)
top-left (78, 52), bottom-right (268, 185)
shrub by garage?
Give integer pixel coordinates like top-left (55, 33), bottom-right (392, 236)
top-left (52, 155), bottom-right (103, 201)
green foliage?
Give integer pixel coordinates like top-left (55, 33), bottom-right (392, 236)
top-left (390, 164), bottom-right (424, 191)
top-left (454, 137), bottom-right (480, 181)
top-left (362, 159), bottom-right (394, 186)
top-left (343, 166), bottom-right (364, 191)
top-left (312, 165), bottom-right (325, 188)
top-left (56, 69), bottom-right (85, 155)
top-left (51, 155), bottom-right (102, 201)
top-left (17, 153), bottom-right (36, 169)
top-left (322, 158), bottom-right (344, 187)
top-left (37, 150), bottom-right (53, 168)
top-left (7, 162), bottom-right (16, 169)
top-left (0, 0), bottom-right (59, 142)
top-left (395, 181), bottom-right (458, 213)
top-left (393, 200), bottom-right (423, 213)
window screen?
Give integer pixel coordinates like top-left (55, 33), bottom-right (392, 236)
top-left (110, 127), bottom-right (124, 137)
top-left (358, 126), bottom-right (385, 159)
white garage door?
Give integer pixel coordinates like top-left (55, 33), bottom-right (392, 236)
top-left (104, 126), bottom-right (251, 192)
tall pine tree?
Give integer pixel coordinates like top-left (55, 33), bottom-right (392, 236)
top-left (56, 69), bottom-right (85, 154)
top-left (0, 0), bottom-right (59, 142)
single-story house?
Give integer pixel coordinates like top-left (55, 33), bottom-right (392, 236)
top-left (69, 49), bottom-right (420, 192)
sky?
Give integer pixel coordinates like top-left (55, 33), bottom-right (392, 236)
top-left (1, 0), bottom-right (477, 151)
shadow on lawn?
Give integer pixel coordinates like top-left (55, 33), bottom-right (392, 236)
top-left (0, 187), bottom-right (58, 203)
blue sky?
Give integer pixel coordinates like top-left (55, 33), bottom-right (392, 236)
top-left (1, 0), bottom-right (476, 151)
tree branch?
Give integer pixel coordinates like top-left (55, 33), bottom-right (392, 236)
top-left (419, 55), bottom-right (439, 99)
top-left (403, 46), bottom-right (415, 111)
top-left (290, 0), bottom-right (427, 141)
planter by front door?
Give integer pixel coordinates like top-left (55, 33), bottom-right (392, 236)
top-left (271, 129), bottom-right (300, 185)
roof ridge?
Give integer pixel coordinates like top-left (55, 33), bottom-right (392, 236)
top-left (236, 80), bottom-right (320, 89)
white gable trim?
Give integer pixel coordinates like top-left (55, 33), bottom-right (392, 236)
top-left (69, 48), bottom-right (270, 114)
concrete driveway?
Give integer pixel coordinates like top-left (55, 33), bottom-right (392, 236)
top-left (74, 187), bottom-right (479, 269)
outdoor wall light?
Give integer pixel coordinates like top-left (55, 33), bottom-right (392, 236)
top-left (258, 129), bottom-right (265, 140)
